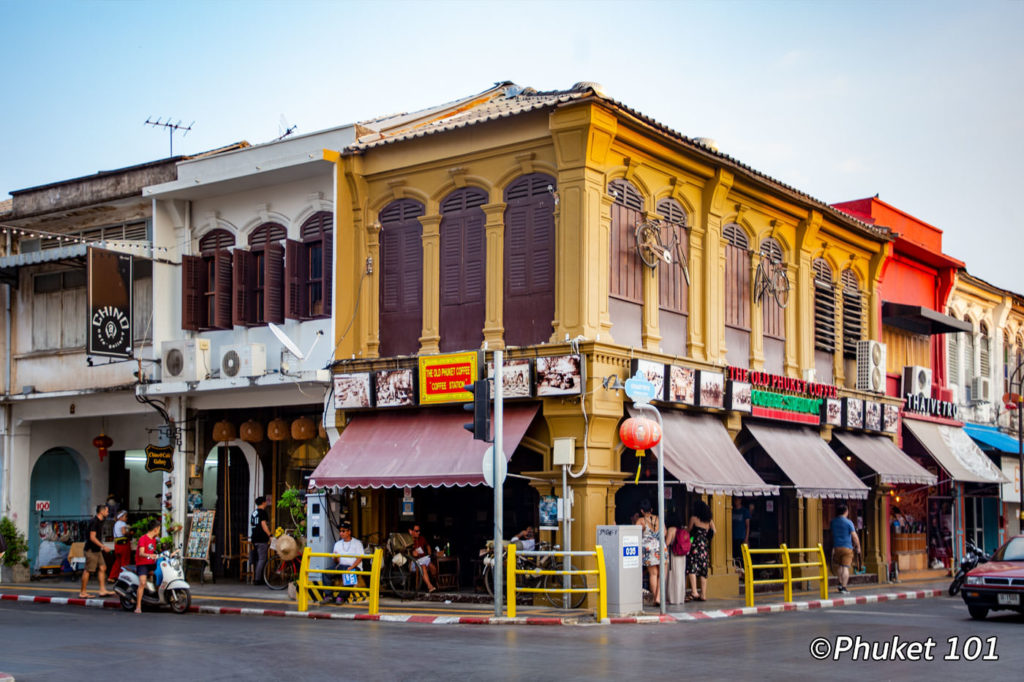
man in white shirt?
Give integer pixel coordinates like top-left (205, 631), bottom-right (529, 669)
top-left (331, 521), bottom-right (366, 603)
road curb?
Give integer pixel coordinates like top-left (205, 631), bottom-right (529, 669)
top-left (0, 672), bottom-right (14, 682)
top-left (0, 588), bottom-right (943, 626)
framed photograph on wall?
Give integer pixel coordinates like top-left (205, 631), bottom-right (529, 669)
top-left (842, 397), bottom-right (864, 429)
top-left (727, 381), bottom-right (752, 413)
top-left (697, 370), bottom-right (724, 409)
top-left (864, 401), bottom-right (882, 431)
top-left (665, 365), bottom-right (696, 405)
top-left (536, 355), bottom-right (582, 396)
top-left (883, 404), bottom-right (900, 434)
top-left (334, 373), bottom-right (374, 409)
top-left (374, 368), bottom-right (417, 408)
top-left (822, 398), bottom-right (842, 427)
top-left (487, 358), bottom-right (534, 399)
top-left (630, 359), bottom-right (665, 402)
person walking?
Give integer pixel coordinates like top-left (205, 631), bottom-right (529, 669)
top-left (637, 499), bottom-right (661, 607)
top-left (81, 505), bottom-right (115, 598)
top-left (665, 513), bottom-right (690, 605)
top-left (249, 496), bottom-right (272, 586)
top-left (830, 503), bottom-right (861, 593)
top-left (134, 519), bottom-right (161, 613)
top-left (686, 500), bottom-right (715, 602)
top-left (109, 510), bottom-right (131, 580)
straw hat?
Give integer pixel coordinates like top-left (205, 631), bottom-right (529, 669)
top-left (275, 533), bottom-right (300, 561)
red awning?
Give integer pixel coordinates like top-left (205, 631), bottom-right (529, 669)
top-left (309, 405), bottom-right (539, 489)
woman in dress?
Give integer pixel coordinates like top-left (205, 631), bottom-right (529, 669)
top-left (686, 499), bottom-right (715, 601)
top-left (637, 499), bottom-right (661, 606)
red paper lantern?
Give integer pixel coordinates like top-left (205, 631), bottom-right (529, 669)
top-left (619, 417), bottom-right (661, 451)
top-left (93, 433), bottom-right (113, 462)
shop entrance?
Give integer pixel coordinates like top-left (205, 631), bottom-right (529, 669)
top-left (202, 445), bottom-right (252, 577)
top-left (29, 447), bottom-right (89, 569)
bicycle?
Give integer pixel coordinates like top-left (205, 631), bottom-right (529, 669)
top-left (481, 540), bottom-right (587, 609)
top-left (264, 548), bottom-right (300, 590)
top-left (635, 219), bottom-right (690, 286)
top-left (753, 247), bottom-right (790, 309)
top-left (383, 532), bottom-right (432, 599)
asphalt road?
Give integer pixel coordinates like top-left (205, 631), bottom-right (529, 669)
top-left (1, 596), bottom-right (1020, 680)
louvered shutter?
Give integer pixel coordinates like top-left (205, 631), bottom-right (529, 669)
top-left (285, 239), bottom-right (305, 319)
top-left (609, 181), bottom-right (644, 304)
top-left (760, 238), bottom-right (785, 339)
top-left (264, 242), bottom-right (284, 324)
top-left (840, 270), bottom-right (862, 357)
top-left (963, 326), bottom-right (975, 388)
top-left (214, 250), bottom-right (233, 329)
top-left (657, 199), bottom-right (688, 314)
top-left (439, 188), bottom-right (487, 352)
top-left (232, 249), bottom-right (254, 326)
top-left (723, 226), bottom-right (750, 331)
top-left (182, 255), bottom-right (204, 331)
top-left (321, 230), bottom-right (332, 318)
top-left (503, 174), bottom-right (555, 346)
top-left (379, 199), bottom-right (424, 356)
top-left (813, 259), bottom-right (836, 352)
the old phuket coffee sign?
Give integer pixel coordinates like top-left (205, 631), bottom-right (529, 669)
top-left (727, 366), bottom-right (837, 425)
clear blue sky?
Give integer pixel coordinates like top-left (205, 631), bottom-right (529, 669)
top-left (3, 0), bottom-right (1022, 293)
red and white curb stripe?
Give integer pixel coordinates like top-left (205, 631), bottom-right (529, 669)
top-left (0, 588), bottom-right (942, 625)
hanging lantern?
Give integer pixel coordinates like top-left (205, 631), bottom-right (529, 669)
top-left (268, 418), bottom-right (289, 441)
top-left (318, 420), bottom-right (327, 440)
top-left (619, 417), bottom-right (661, 451)
top-left (291, 416), bottom-right (316, 441)
top-left (239, 419), bottom-right (264, 443)
top-left (92, 433), bottom-right (113, 462)
top-left (212, 419), bottom-right (237, 443)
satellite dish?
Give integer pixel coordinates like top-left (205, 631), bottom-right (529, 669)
top-left (269, 322), bottom-right (304, 360)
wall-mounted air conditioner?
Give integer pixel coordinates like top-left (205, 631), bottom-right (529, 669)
top-left (161, 339), bottom-right (212, 382)
top-left (220, 343), bottom-right (267, 378)
top-left (902, 365), bottom-right (932, 399)
top-left (971, 376), bottom-right (991, 404)
top-left (856, 340), bottom-right (887, 393)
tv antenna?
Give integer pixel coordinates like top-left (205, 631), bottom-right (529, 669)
top-left (277, 114), bottom-right (297, 141)
top-left (144, 117), bottom-right (194, 156)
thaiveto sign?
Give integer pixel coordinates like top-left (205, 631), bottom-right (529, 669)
top-left (418, 352), bottom-right (478, 405)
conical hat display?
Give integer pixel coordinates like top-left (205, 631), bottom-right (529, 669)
top-left (276, 533), bottom-right (300, 561)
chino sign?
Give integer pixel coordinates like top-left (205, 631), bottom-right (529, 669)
top-left (418, 352), bottom-right (478, 405)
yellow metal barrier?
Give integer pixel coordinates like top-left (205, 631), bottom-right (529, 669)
top-left (296, 545), bottom-right (383, 614)
top-left (741, 543), bottom-right (829, 607)
top-left (505, 544), bottom-right (607, 621)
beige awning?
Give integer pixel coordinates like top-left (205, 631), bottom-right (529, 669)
top-left (831, 432), bottom-right (937, 486)
top-left (904, 419), bottom-right (1007, 485)
top-left (745, 423), bottom-right (869, 499)
top-left (629, 408), bottom-right (778, 496)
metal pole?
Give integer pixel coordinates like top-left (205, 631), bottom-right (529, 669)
top-left (637, 402), bottom-right (666, 615)
top-left (562, 462), bottom-right (569, 609)
top-left (493, 350), bottom-right (504, 617)
top-left (1017, 365), bottom-right (1023, 533)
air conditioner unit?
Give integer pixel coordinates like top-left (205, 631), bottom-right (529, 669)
top-left (902, 365), bottom-right (932, 399)
top-left (161, 339), bottom-right (212, 382)
top-left (856, 340), bottom-right (887, 393)
top-left (220, 343), bottom-right (267, 378)
top-left (971, 376), bottom-right (991, 404)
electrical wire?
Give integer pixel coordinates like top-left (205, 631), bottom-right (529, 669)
top-left (328, 269), bottom-right (369, 367)
top-left (567, 336), bottom-right (589, 479)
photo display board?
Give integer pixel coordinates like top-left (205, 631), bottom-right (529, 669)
top-left (185, 510), bottom-right (216, 561)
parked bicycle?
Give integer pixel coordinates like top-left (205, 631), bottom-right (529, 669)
top-left (481, 539), bottom-right (586, 608)
top-left (753, 247), bottom-right (790, 308)
top-left (635, 219), bottom-right (690, 286)
top-left (383, 531), bottom-right (440, 599)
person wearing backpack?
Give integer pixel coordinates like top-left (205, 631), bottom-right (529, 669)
top-left (665, 513), bottom-right (690, 605)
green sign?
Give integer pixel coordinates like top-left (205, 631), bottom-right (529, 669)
top-left (751, 389), bottom-right (822, 416)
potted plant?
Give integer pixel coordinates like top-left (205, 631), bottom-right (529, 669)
top-left (277, 486), bottom-right (307, 538)
top-left (1, 516), bottom-right (31, 583)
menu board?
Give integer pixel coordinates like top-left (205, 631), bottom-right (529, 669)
top-left (185, 510), bottom-right (215, 561)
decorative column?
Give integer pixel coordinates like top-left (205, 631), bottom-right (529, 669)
top-left (418, 215), bottom-right (442, 355)
top-left (365, 220), bottom-right (381, 358)
top-left (482, 202), bottom-right (507, 350)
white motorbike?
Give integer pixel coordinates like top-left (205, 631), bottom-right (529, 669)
top-left (113, 550), bottom-right (192, 614)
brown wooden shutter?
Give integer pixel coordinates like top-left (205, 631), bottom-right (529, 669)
top-left (609, 198), bottom-right (644, 303)
top-left (379, 199), bottom-right (424, 357)
top-left (285, 239), bottom-right (306, 320)
top-left (761, 238), bottom-right (785, 340)
top-left (840, 269), bottom-right (861, 356)
top-left (656, 199), bottom-right (687, 314)
top-left (439, 188), bottom-right (487, 352)
top-left (232, 249), bottom-right (253, 326)
top-left (813, 260), bottom-right (836, 352)
top-left (182, 255), bottom-right (204, 331)
top-left (214, 250), bottom-right (233, 329)
top-left (321, 229), bottom-right (332, 318)
top-left (264, 242), bottom-right (284, 324)
top-left (503, 174), bottom-right (555, 346)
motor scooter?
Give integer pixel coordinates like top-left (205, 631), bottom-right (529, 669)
top-left (948, 540), bottom-right (990, 596)
top-left (113, 550), bottom-right (192, 613)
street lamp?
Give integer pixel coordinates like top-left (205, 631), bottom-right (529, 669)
top-left (1006, 361), bottom-right (1024, 531)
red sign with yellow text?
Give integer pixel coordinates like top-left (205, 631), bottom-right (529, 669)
top-left (418, 352), bottom-right (478, 404)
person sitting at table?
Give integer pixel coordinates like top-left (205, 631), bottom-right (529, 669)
top-left (512, 525), bottom-right (536, 551)
top-left (409, 523), bottom-right (437, 593)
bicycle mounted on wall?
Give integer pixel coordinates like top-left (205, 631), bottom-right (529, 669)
top-left (752, 246), bottom-right (790, 309)
top-left (634, 219), bottom-right (690, 286)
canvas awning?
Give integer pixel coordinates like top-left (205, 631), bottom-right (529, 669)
top-left (629, 408), bottom-right (778, 496)
top-left (963, 423), bottom-right (1022, 455)
top-left (745, 423), bottom-right (869, 499)
top-left (904, 419), bottom-right (1007, 484)
top-left (309, 404), bottom-right (539, 489)
top-left (831, 431), bottom-right (937, 486)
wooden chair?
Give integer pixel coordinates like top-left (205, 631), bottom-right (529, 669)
top-left (239, 535), bottom-right (253, 583)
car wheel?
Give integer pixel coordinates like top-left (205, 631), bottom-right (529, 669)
top-left (967, 605), bottom-right (988, 620)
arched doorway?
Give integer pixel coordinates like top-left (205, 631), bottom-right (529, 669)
top-left (201, 442), bottom-right (257, 577)
top-left (29, 447), bottom-right (89, 570)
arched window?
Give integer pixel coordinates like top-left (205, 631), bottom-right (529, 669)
top-left (439, 187), bottom-right (487, 352)
top-left (841, 269), bottom-right (862, 357)
top-left (503, 174), bottom-right (556, 346)
top-left (656, 198), bottom-right (688, 356)
top-left (761, 237), bottom-right (785, 373)
top-left (379, 199), bottom-right (424, 356)
top-left (284, 211), bottom-right (332, 320)
top-left (608, 179), bottom-right (645, 346)
top-left (183, 228), bottom-right (235, 330)
top-left (233, 223), bottom-right (286, 326)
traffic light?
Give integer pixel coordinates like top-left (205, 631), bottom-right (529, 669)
top-left (463, 379), bottom-right (491, 442)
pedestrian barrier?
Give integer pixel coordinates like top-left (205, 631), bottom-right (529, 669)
top-left (741, 543), bottom-right (828, 607)
top-left (506, 544), bottom-right (607, 620)
top-left (296, 545), bottom-right (383, 614)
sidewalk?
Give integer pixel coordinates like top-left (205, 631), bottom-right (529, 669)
top-left (0, 576), bottom-right (949, 626)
